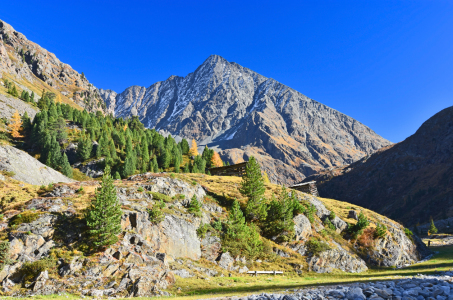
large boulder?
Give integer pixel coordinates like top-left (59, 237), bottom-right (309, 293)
top-left (307, 243), bottom-right (368, 273)
top-left (121, 211), bottom-right (201, 260)
top-left (293, 214), bottom-right (312, 241)
top-left (361, 222), bottom-right (430, 267)
top-left (0, 145), bottom-right (75, 185)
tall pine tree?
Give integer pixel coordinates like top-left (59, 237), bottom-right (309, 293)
top-left (240, 156), bottom-right (267, 221)
top-left (85, 166), bottom-right (122, 249)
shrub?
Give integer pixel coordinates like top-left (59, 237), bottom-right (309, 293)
top-left (347, 212), bottom-right (370, 239)
top-left (188, 195), bottom-right (202, 217)
top-left (0, 241), bottom-right (11, 271)
top-left (147, 192), bottom-right (172, 203)
top-left (148, 200), bottom-right (165, 224)
top-left (374, 223), bottom-right (387, 239)
top-left (304, 203), bottom-right (317, 223)
top-left (306, 238), bottom-right (331, 255)
top-left (329, 211), bottom-right (336, 220)
top-left (170, 173), bottom-right (175, 179)
top-left (137, 186), bottom-right (144, 192)
top-left (323, 218), bottom-right (336, 231)
top-left (19, 258), bottom-right (57, 282)
top-left (197, 222), bottom-right (212, 238)
top-left (192, 181), bottom-right (197, 186)
top-left (9, 211), bottom-right (40, 226)
top-left (76, 186), bottom-right (84, 194)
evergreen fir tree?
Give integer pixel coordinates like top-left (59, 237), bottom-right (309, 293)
top-left (122, 149), bottom-right (136, 178)
top-left (428, 218), bottom-right (438, 235)
top-left (114, 171), bottom-right (121, 180)
top-left (239, 156), bottom-right (267, 221)
top-left (60, 153), bottom-right (73, 178)
top-left (179, 138), bottom-right (190, 154)
top-left (152, 156), bottom-right (159, 173)
top-left (183, 162), bottom-right (190, 173)
top-left (187, 195), bottom-right (202, 217)
top-left (30, 91), bottom-right (35, 102)
top-left (77, 135), bottom-right (92, 161)
top-left (85, 166), bottom-right (122, 249)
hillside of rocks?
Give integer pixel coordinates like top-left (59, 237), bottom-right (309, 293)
top-left (0, 168), bottom-right (429, 297)
top-left (0, 144), bottom-right (74, 185)
top-left (99, 55), bottom-right (391, 185)
top-left (304, 105), bottom-right (453, 226)
top-left (0, 19), bottom-right (105, 112)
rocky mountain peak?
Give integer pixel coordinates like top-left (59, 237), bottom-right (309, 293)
top-left (99, 55), bottom-right (391, 184)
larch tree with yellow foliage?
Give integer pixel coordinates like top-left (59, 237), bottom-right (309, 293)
top-left (263, 170), bottom-right (270, 184)
top-left (7, 111), bottom-right (23, 138)
top-left (56, 94), bottom-right (62, 104)
top-left (211, 151), bottom-right (223, 167)
top-left (188, 139), bottom-right (199, 157)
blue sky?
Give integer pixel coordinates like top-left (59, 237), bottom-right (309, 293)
top-left (2, 0), bottom-right (452, 143)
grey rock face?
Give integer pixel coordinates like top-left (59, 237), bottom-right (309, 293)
top-left (100, 55), bottom-right (391, 185)
top-left (74, 158), bottom-right (105, 178)
top-left (0, 19), bottom-right (105, 113)
top-left (348, 210), bottom-right (359, 220)
top-left (293, 214), bottom-right (312, 241)
top-left (0, 145), bottom-right (75, 185)
top-left (217, 252), bottom-right (234, 270)
top-left (0, 94), bottom-right (39, 121)
top-left (307, 244), bottom-right (368, 273)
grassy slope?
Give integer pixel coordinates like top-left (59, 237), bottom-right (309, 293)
top-left (0, 171), bottom-right (448, 299)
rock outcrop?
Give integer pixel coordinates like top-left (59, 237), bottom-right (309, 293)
top-left (0, 144), bottom-right (75, 185)
top-left (0, 19), bottom-right (105, 112)
top-left (0, 93), bottom-right (39, 121)
top-left (99, 55), bottom-right (391, 185)
top-left (305, 105), bottom-right (453, 226)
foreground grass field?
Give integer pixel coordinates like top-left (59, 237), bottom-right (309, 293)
top-left (160, 244), bottom-right (453, 300)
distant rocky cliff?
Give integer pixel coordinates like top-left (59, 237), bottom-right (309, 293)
top-left (0, 19), bottom-right (104, 112)
top-left (304, 106), bottom-right (453, 226)
top-left (99, 55), bottom-right (391, 184)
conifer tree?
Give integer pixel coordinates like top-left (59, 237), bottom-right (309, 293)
top-left (30, 91), bottom-right (35, 102)
top-left (187, 195), bottom-right (202, 217)
top-left (7, 111), bottom-right (23, 138)
top-left (428, 218), bottom-right (438, 235)
top-left (174, 155), bottom-right (181, 173)
top-left (183, 162), bottom-right (190, 173)
top-left (188, 139), bottom-right (198, 157)
top-left (179, 138), bottom-right (190, 154)
top-left (240, 156), bottom-right (267, 221)
top-left (122, 148), bottom-right (136, 178)
top-left (60, 153), bottom-right (73, 178)
top-left (77, 135), bottom-right (92, 161)
top-left (263, 171), bottom-right (271, 184)
top-left (85, 166), bottom-right (122, 249)
top-left (152, 156), bottom-right (159, 173)
top-left (114, 171), bottom-right (121, 180)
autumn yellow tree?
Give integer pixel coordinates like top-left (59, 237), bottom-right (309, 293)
top-left (55, 94), bottom-right (62, 104)
top-left (7, 111), bottom-right (23, 138)
top-left (211, 151), bottom-right (223, 167)
top-left (188, 139), bottom-right (199, 157)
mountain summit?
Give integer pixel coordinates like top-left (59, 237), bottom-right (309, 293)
top-left (99, 55), bottom-right (391, 184)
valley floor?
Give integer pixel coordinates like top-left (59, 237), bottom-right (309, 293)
top-left (163, 244), bottom-right (453, 300)
top-left (23, 244), bottom-right (453, 300)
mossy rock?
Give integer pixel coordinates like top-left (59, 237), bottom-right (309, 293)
top-left (9, 211), bottom-right (41, 226)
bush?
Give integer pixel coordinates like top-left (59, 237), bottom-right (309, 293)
top-left (20, 258), bottom-right (57, 282)
top-left (147, 192), bottom-right (172, 203)
top-left (304, 203), bottom-right (317, 223)
top-left (323, 218), bottom-right (336, 231)
top-left (148, 200), bottom-right (165, 224)
top-left (0, 241), bottom-right (11, 271)
top-left (9, 211), bottom-right (40, 226)
top-left (137, 186), bottom-right (144, 192)
top-left (374, 223), bottom-right (387, 239)
top-left (187, 195), bottom-right (202, 217)
top-left (329, 211), bottom-right (336, 220)
top-left (347, 212), bottom-right (369, 239)
top-left (306, 238), bottom-right (331, 255)
top-left (197, 222), bottom-right (213, 238)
